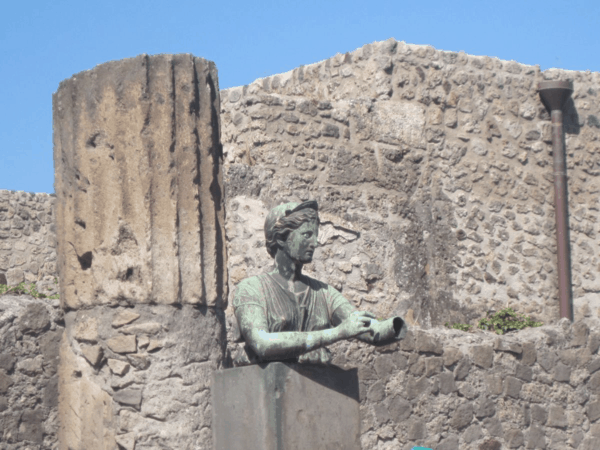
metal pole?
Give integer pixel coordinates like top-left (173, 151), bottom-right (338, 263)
top-left (538, 80), bottom-right (574, 321)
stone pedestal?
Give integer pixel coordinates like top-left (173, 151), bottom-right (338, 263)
top-left (53, 55), bottom-right (226, 450)
top-left (212, 363), bottom-right (361, 450)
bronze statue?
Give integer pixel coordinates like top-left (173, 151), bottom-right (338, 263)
top-left (232, 200), bottom-right (407, 365)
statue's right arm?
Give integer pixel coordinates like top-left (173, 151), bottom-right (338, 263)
top-left (235, 304), bottom-right (374, 360)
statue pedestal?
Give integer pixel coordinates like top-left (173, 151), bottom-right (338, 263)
top-left (212, 362), bottom-right (361, 450)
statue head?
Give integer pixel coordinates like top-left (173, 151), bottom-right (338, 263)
top-left (264, 200), bottom-right (319, 258)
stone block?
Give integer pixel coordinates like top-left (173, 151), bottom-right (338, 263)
top-left (454, 358), bottom-right (471, 380)
top-left (515, 363), bottom-right (533, 382)
top-left (475, 396), bottom-right (496, 419)
top-left (531, 404), bottom-right (548, 423)
top-left (521, 342), bottom-right (537, 365)
top-left (437, 433), bottom-right (459, 450)
top-left (537, 350), bottom-right (556, 372)
top-left (506, 428), bottom-right (525, 448)
top-left (107, 359), bottom-right (130, 376)
top-left (81, 345), bottom-right (103, 367)
top-left (17, 303), bottom-right (50, 335)
top-left (113, 388), bottom-right (143, 410)
top-left (486, 374), bottom-right (503, 396)
top-left (73, 316), bottom-right (99, 342)
top-left (112, 309), bottom-right (140, 328)
top-left (472, 345), bottom-right (494, 368)
top-left (107, 335), bottom-right (137, 354)
top-left (587, 401), bottom-right (600, 423)
top-left (450, 402), bottom-right (473, 429)
top-left (414, 330), bottom-right (442, 354)
top-left (547, 405), bottom-right (567, 428)
top-left (0, 369), bottom-right (13, 394)
top-left (407, 420), bottom-right (427, 440)
top-left (571, 322), bottom-right (589, 347)
top-left (438, 372), bottom-right (457, 395)
top-left (479, 439), bottom-right (502, 450)
top-left (553, 362), bottom-right (571, 382)
top-left (588, 358), bottom-right (600, 374)
top-left (0, 353), bottom-right (16, 372)
top-left (443, 347), bottom-right (463, 366)
top-left (504, 376), bottom-right (523, 399)
top-left (494, 338), bottom-right (522, 354)
top-left (212, 362), bottom-right (360, 450)
top-left (382, 395), bottom-right (409, 423)
top-left (6, 267), bottom-right (23, 285)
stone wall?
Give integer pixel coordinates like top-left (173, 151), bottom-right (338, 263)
top-left (0, 190), bottom-right (59, 296)
top-left (0, 294), bottom-right (63, 449)
top-left (220, 38), bottom-right (600, 329)
top-left (343, 319), bottom-right (600, 449)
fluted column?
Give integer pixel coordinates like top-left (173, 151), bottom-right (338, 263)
top-left (53, 55), bottom-right (226, 450)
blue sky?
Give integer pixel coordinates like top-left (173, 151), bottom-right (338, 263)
top-left (1, 0), bottom-right (598, 194)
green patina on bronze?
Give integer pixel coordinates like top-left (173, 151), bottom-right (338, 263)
top-left (232, 200), bottom-right (407, 365)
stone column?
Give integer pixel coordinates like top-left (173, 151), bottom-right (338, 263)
top-left (53, 55), bottom-right (227, 450)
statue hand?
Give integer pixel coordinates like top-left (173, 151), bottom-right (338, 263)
top-left (338, 311), bottom-right (376, 339)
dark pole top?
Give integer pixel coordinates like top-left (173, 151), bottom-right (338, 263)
top-left (538, 80), bottom-right (574, 112)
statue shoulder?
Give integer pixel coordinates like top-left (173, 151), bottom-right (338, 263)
top-left (235, 273), bottom-right (268, 292)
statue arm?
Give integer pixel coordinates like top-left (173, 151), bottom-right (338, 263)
top-left (235, 304), bottom-right (373, 360)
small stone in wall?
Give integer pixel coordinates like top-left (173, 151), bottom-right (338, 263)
top-left (113, 388), bottom-right (142, 410)
top-left (107, 359), bottom-right (130, 376)
top-left (127, 353), bottom-right (150, 370)
top-left (107, 335), bottom-right (137, 354)
top-left (81, 344), bottom-right (103, 367)
top-left (16, 356), bottom-right (43, 376)
top-left (147, 339), bottom-right (163, 352)
top-left (73, 316), bottom-right (98, 343)
top-left (115, 433), bottom-right (136, 450)
top-left (112, 309), bottom-right (140, 328)
top-left (0, 369), bottom-right (13, 393)
top-left (17, 303), bottom-right (50, 335)
top-left (120, 322), bottom-right (163, 336)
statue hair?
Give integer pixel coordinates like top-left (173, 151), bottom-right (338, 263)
top-left (265, 208), bottom-right (319, 258)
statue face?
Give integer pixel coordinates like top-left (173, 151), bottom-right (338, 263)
top-left (280, 219), bottom-right (319, 264)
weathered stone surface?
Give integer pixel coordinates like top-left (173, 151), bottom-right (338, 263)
top-left (521, 342), bottom-right (537, 365)
top-left (587, 401), bottom-right (600, 423)
top-left (0, 369), bottom-right (13, 393)
top-left (476, 396), bottom-right (496, 419)
top-left (212, 363), bottom-right (360, 450)
top-left (17, 303), bottom-right (50, 334)
top-left (506, 428), bottom-right (525, 448)
top-left (59, 304), bottom-right (223, 449)
top-left (81, 344), bottom-right (103, 367)
top-left (554, 362), bottom-right (571, 382)
top-left (547, 405), bottom-right (568, 428)
top-left (107, 358), bottom-right (130, 376)
top-left (450, 402), bottom-right (473, 429)
top-left (113, 388), bottom-right (142, 409)
top-left (112, 309), bottom-right (140, 328)
top-left (494, 338), bottom-right (523, 354)
top-left (473, 345), bottom-right (494, 368)
top-left (526, 425), bottom-right (546, 449)
top-left (120, 322), bottom-right (163, 335)
top-left (106, 335), bottom-right (137, 354)
top-left (504, 376), bottom-right (523, 399)
top-left (73, 316), bottom-right (99, 342)
top-left (53, 54), bottom-right (226, 309)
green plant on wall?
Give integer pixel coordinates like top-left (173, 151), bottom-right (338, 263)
top-left (478, 308), bottom-right (542, 335)
top-left (444, 322), bottom-right (472, 332)
top-left (0, 282), bottom-right (59, 300)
